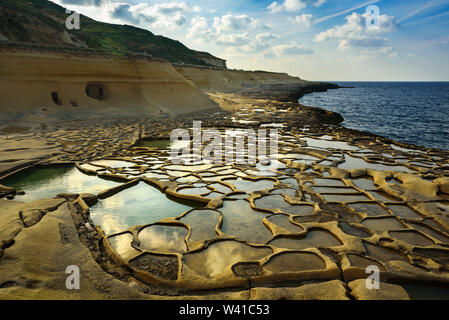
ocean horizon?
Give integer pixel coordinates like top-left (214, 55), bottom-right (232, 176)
top-left (299, 81), bottom-right (449, 151)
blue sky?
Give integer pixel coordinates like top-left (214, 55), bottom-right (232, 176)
top-left (53, 0), bottom-right (449, 81)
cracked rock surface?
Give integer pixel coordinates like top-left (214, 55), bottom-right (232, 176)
top-left (1, 94), bottom-right (449, 300)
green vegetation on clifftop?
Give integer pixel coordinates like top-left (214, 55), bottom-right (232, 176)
top-left (0, 0), bottom-right (224, 66)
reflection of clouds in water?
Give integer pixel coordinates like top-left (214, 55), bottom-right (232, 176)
top-left (139, 226), bottom-right (187, 253)
top-left (90, 182), bottom-right (195, 235)
top-left (91, 160), bottom-right (134, 168)
top-left (102, 193), bottom-right (125, 210)
top-left (108, 233), bottom-right (138, 259)
top-left (90, 193), bottom-right (127, 235)
top-left (180, 210), bottom-right (219, 241)
top-left (13, 166), bottom-right (119, 202)
top-left (220, 200), bottom-right (272, 244)
top-left (99, 212), bottom-right (128, 235)
top-left (67, 171), bottom-right (91, 192)
top-left (187, 241), bottom-right (271, 277)
top-left (202, 243), bottom-right (245, 277)
top-left (65, 168), bottom-right (119, 193)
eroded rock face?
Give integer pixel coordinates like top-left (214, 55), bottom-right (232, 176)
top-left (0, 202), bottom-right (148, 299)
top-left (0, 51), bottom-right (220, 123)
top-left (1, 93), bottom-right (449, 300)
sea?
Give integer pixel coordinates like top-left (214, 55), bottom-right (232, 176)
top-left (299, 82), bottom-right (449, 151)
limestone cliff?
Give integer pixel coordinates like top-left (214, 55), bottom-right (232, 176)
top-left (174, 65), bottom-right (340, 102)
top-left (174, 65), bottom-right (303, 92)
top-left (0, 48), bottom-right (219, 122)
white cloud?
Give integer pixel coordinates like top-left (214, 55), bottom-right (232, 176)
top-left (315, 12), bottom-right (398, 49)
top-left (290, 14), bottom-right (313, 29)
top-left (188, 12), bottom-right (313, 58)
top-left (155, 2), bottom-right (189, 15)
top-left (213, 14), bottom-right (257, 33)
top-left (360, 46), bottom-right (391, 54)
top-left (256, 32), bottom-right (279, 42)
top-left (267, 0), bottom-right (325, 13)
top-left (225, 40), bottom-right (313, 62)
top-left (378, 46), bottom-right (392, 53)
top-left (314, 0), bottom-right (326, 6)
top-left (273, 42), bottom-right (314, 55)
top-left (188, 14), bottom-right (259, 46)
top-left (356, 46), bottom-right (397, 61)
top-left (242, 33), bottom-right (280, 52)
top-left (60, 0), bottom-right (102, 6)
top-left (216, 33), bottom-right (251, 46)
top-left (268, 0), bottom-right (306, 13)
top-left (187, 16), bottom-right (213, 41)
top-left (313, 0), bottom-right (381, 24)
top-left (107, 1), bottom-right (197, 31)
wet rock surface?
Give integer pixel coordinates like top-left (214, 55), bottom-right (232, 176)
top-left (1, 92), bottom-right (449, 299)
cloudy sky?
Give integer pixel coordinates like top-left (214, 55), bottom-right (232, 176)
top-left (52, 0), bottom-right (449, 81)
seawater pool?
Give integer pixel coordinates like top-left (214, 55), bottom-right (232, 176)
top-left (0, 165), bottom-right (121, 202)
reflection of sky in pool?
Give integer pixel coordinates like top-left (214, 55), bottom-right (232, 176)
top-left (90, 160), bottom-right (136, 168)
top-left (302, 137), bottom-right (359, 151)
top-left (338, 154), bottom-right (414, 173)
top-left (0, 165), bottom-right (121, 202)
top-left (184, 240), bottom-right (272, 277)
top-left (90, 181), bottom-right (200, 235)
top-left (135, 139), bottom-right (191, 150)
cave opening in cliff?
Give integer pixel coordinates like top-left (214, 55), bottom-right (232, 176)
top-left (85, 83), bottom-right (105, 100)
top-left (51, 92), bottom-right (61, 105)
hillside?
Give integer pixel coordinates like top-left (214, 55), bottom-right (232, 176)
top-left (0, 0), bottom-right (226, 67)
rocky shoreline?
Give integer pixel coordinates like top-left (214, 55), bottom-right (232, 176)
top-left (1, 71), bottom-right (449, 300)
top-left (237, 82), bottom-right (342, 103)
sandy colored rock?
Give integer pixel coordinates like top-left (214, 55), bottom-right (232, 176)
top-left (435, 177), bottom-right (449, 194)
top-left (0, 198), bottom-right (66, 241)
top-left (0, 51), bottom-right (219, 123)
top-left (20, 209), bottom-right (46, 228)
top-left (175, 66), bottom-right (306, 93)
top-left (80, 193), bottom-right (98, 207)
top-left (348, 279), bottom-right (410, 300)
top-left (0, 202), bottom-right (147, 299)
top-left (350, 169), bottom-right (367, 178)
top-left (0, 184), bottom-right (15, 193)
top-left (249, 280), bottom-right (349, 300)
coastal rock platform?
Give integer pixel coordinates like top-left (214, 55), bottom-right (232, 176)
top-left (1, 93), bottom-right (449, 300)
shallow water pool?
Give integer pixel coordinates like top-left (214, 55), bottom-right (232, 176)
top-left (90, 181), bottom-right (202, 235)
top-left (1, 165), bottom-right (121, 202)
